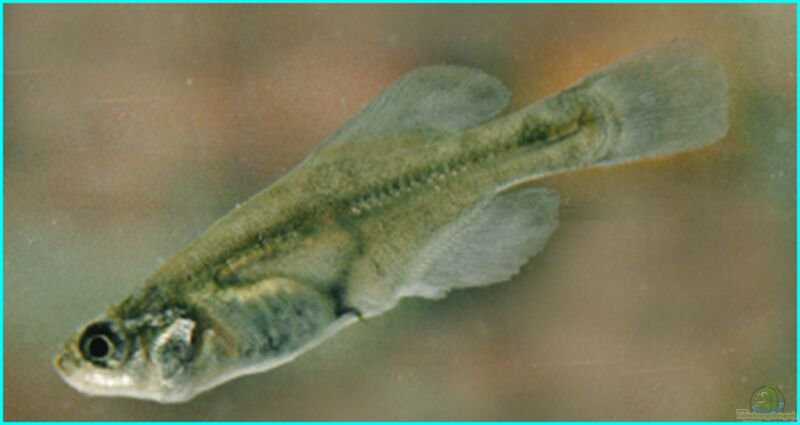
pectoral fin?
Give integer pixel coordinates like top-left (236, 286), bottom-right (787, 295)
top-left (400, 186), bottom-right (560, 299)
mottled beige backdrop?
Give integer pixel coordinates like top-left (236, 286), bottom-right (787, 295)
top-left (4, 5), bottom-right (796, 420)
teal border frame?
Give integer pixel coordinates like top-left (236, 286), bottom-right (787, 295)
top-left (0, 2), bottom-right (797, 423)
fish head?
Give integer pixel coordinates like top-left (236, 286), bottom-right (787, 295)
top-left (53, 309), bottom-right (214, 403)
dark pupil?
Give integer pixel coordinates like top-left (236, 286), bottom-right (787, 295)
top-left (79, 322), bottom-right (121, 365)
top-left (87, 335), bottom-right (111, 359)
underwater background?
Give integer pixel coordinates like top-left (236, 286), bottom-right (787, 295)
top-left (4, 5), bottom-right (796, 420)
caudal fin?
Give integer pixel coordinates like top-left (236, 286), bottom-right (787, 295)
top-left (579, 40), bottom-right (730, 163)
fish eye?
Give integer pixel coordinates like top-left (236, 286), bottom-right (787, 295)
top-left (85, 334), bottom-right (112, 359)
top-left (79, 322), bottom-right (124, 366)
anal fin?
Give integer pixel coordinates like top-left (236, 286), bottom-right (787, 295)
top-left (399, 186), bottom-right (560, 299)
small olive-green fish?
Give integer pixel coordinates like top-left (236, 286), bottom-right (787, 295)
top-left (54, 41), bottom-right (728, 403)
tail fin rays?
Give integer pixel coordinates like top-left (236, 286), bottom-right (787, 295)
top-left (580, 41), bottom-right (730, 164)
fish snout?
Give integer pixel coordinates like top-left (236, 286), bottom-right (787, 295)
top-left (53, 349), bottom-right (81, 375)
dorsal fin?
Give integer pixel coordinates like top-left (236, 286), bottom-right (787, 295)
top-left (311, 65), bottom-right (511, 157)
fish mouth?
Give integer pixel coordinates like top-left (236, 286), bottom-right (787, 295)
top-left (52, 348), bottom-right (189, 403)
top-left (54, 362), bottom-right (151, 401)
top-left (53, 347), bottom-right (133, 396)
top-left (53, 350), bottom-right (80, 376)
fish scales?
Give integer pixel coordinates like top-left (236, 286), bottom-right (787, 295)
top-left (163, 90), bottom-right (591, 289)
top-left (54, 41), bottom-right (729, 403)
top-left (128, 95), bottom-right (592, 313)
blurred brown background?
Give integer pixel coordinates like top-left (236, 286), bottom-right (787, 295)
top-left (4, 5), bottom-right (796, 420)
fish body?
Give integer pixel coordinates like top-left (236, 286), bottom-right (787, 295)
top-left (54, 41), bottom-right (729, 403)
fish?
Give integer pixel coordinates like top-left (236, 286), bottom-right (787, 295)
top-left (54, 40), bottom-right (729, 403)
